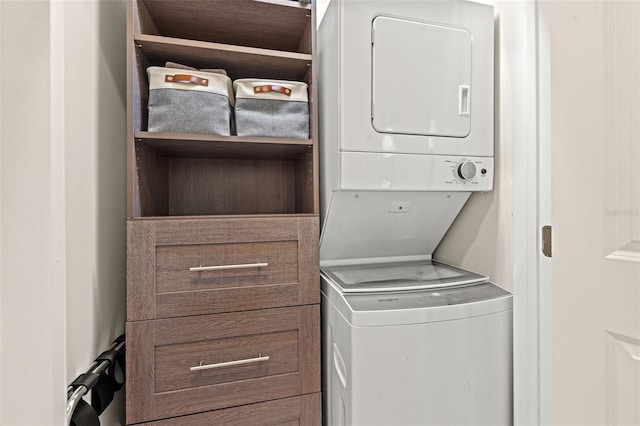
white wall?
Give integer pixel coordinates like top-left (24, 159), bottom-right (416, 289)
top-left (435, 0), bottom-right (519, 292)
top-left (0, 1), bottom-right (66, 424)
top-left (434, 0), bottom-right (541, 292)
top-left (62, 0), bottom-right (127, 424)
top-left (434, 2), bottom-right (543, 424)
top-left (0, 0), bottom-right (127, 424)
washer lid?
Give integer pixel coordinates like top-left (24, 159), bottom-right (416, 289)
top-left (322, 260), bottom-right (487, 293)
top-left (344, 281), bottom-right (511, 313)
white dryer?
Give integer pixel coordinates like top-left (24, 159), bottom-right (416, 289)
top-left (317, 0), bottom-right (513, 425)
top-left (318, 0), bottom-right (496, 264)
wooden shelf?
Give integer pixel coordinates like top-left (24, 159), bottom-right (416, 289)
top-left (136, 34), bottom-right (312, 81)
top-left (135, 131), bottom-right (312, 160)
top-left (131, 213), bottom-right (318, 221)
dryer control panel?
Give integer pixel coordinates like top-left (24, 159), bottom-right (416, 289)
top-left (341, 153), bottom-right (494, 191)
top-left (446, 158), bottom-right (493, 188)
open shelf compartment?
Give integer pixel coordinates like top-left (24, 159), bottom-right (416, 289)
top-left (133, 135), bottom-right (315, 217)
top-left (137, 0), bottom-right (312, 54)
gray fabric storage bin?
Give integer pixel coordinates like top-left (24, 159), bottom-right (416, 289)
top-left (233, 79), bottom-right (309, 139)
top-left (147, 66), bottom-right (234, 135)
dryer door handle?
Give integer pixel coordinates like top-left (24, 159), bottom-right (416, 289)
top-left (459, 85), bottom-right (470, 116)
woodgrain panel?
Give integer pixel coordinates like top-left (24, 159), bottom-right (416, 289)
top-left (138, 394), bottom-right (320, 426)
top-left (127, 0), bottom-right (136, 219)
top-left (136, 141), bottom-right (168, 217)
top-left (155, 330), bottom-right (298, 392)
top-left (295, 147), bottom-right (316, 216)
top-left (297, 17), bottom-right (313, 55)
top-left (153, 307), bottom-right (299, 345)
top-left (299, 305), bottom-right (321, 394)
top-left (127, 0), bottom-right (320, 422)
top-left (153, 217), bottom-right (300, 246)
top-left (127, 221), bottom-right (156, 321)
top-left (126, 320), bottom-right (156, 424)
top-left (133, 133), bottom-right (315, 218)
top-left (309, 9), bottom-right (320, 214)
top-left (301, 392), bottom-right (322, 426)
top-left (136, 132), bottom-right (312, 160)
top-left (134, 0), bottom-right (158, 35)
top-left (156, 240), bottom-right (298, 292)
top-left (129, 217), bottom-right (318, 320)
top-left (142, 0), bottom-right (311, 52)
top-left (133, 46), bottom-right (150, 133)
top-left (136, 34), bottom-right (312, 81)
top-left (127, 306), bottom-right (320, 422)
top-left (155, 282), bottom-right (301, 318)
top-left (167, 157), bottom-right (296, 216)
top-left (298, 217), bottom-right (320, 305)
top-left (155, 373), bottom-right (301, 419)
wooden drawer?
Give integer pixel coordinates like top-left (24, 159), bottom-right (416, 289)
top-left (126, 305), bottom-right (320, 424)
top-left (127, 216), bottom-right (318, 320)
top-left (137, 393), bottom-right (321, 426)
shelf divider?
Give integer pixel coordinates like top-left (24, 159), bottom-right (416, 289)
top-left (135, 131), bottom-right (313, 160)
top-left (135, 34), bottom-right (312, 81)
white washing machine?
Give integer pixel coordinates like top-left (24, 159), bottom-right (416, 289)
top-left (317, 0), bottom-right (512, 424)
top-left (321, 260), bottom-right (513, 426)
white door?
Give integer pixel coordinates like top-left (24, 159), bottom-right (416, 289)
top-left (547, 1), bottom-right (640, 424)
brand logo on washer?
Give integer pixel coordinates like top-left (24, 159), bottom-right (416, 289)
top-left (378, 297), bottom-right (399, 303)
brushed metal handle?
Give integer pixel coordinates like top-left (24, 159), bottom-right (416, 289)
top-left (189, 262), bottom-right (268, 272)
top-left (190, 354), bottom-right (270, 372)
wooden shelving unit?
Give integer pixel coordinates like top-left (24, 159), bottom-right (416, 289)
top-left (125, 0), bottom-right (321, 424)
top-left (127, 0), bottom-right (319, 220)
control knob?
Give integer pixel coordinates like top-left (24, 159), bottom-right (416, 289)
top-left (457, 161), bottom-right (477, 181)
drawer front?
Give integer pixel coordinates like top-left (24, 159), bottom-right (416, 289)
top-left (138, 393), bottom-right (321, 426)
top-left (126, 306), bottom-right (321, 424)
top-left (155, 329), bottom-right (298, 393)
top-left (156, 240), bottom-right (298, 293)
top-left (127, 216), bottom-right (319, 320)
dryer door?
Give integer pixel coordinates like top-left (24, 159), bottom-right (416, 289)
top-left (372, 16), bottom-right (472, 138)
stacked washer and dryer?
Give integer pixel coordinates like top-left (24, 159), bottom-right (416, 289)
top-left (317, 1), bottom-right (513, 425)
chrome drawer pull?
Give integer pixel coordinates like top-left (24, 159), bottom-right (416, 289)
top-left (189, 262), bottom-right (268, 272)
top-left (190, 354), bottom-right (270, 372)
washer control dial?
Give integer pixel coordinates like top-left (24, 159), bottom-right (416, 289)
top-left (457, 161), bottom-right (477, 180)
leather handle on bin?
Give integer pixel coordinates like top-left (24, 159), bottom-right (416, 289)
top-left (253, 85), bottom-right (291, 96)
top-left (165, 74), bottom-right (209, 87)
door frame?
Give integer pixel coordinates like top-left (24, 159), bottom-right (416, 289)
top-left (512, 0), bottom-right (552, 424)
top-left (535, 2), bottom-right (553, 423)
